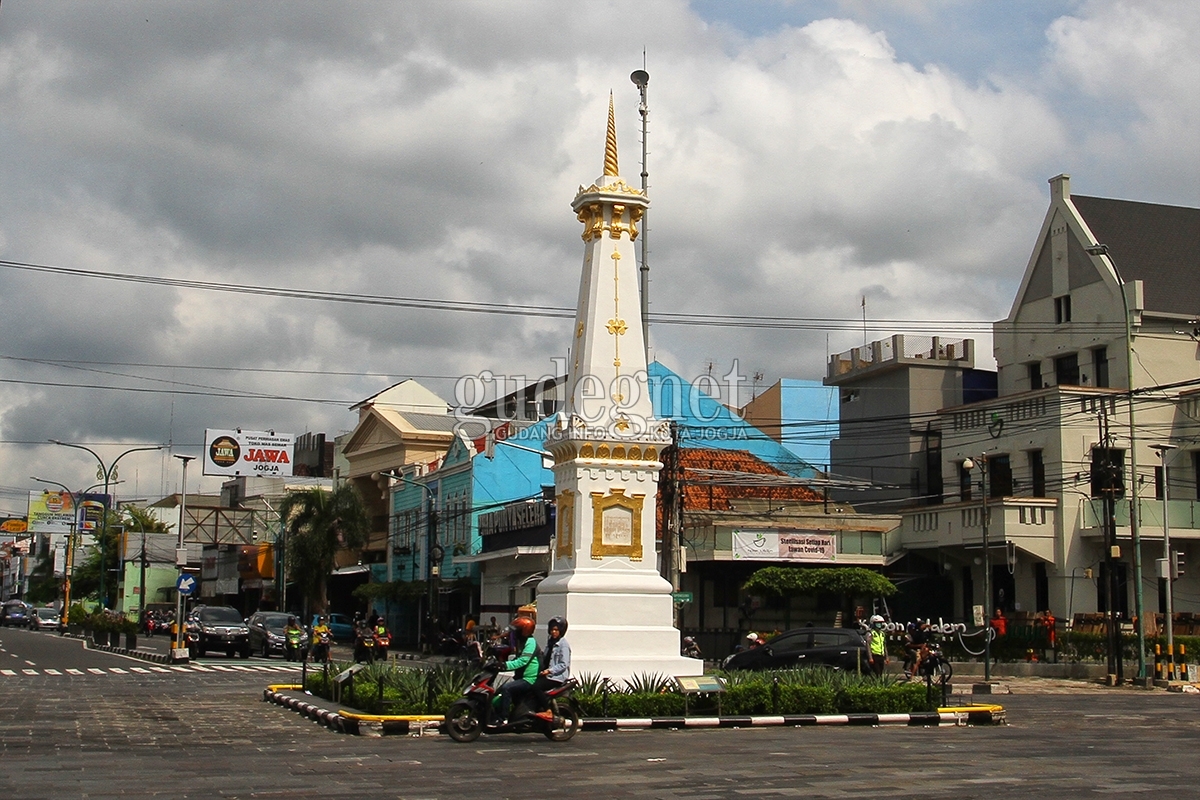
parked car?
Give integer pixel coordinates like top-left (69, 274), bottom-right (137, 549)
top-left (721, 627), bottom-right (870, 672)
top-left (186, 606), bottom-right (251, 658)
top-left (312, 613), bottom-right (354, 643)
top-left (0, 599), bottom-right (32, 627)
top-left (31, 606), bottom-right (61, 631)
top-left (247, 611), bottom-right (292, 658)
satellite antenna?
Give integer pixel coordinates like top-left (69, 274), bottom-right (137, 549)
top-left (631, 63), bottom-right (650, 360)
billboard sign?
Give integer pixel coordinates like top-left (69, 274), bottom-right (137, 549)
top-left (731, 530), bottom-right (837, 562)
top-left (28, 490), bottom-right (77, 534)
top-left (203, 429), bottom-right (295, 477)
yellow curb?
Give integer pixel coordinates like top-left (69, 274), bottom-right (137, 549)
top-left (337, 711), bottom-right (445, 723)
top-left (267, 684), bottom-right (304, 692)
top-left (938, 704), bottom-right (1005, 713)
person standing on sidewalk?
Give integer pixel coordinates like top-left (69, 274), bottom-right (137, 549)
top-left (868, 615), bottom-right (888, 677)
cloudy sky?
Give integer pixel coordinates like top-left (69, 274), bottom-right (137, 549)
top-left (0, 0), bottom-right (1196, 512)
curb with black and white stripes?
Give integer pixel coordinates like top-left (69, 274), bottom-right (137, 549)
top-left (262, 687), bottom-right (1003, 737)
top-left (67, 633), bottom-right (177, 663)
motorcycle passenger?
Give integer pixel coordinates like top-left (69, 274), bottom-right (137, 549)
top-left (682, 636), bottom-right (702, 660)
top-left (867, 615), bottom-right (888, 677)
top-left (495, 616), bottom-right (539, 723)
top-left (532, 616), bottom-right (571, 713)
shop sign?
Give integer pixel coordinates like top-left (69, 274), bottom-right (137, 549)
top-left (731, 530), bottom-right (836, 562)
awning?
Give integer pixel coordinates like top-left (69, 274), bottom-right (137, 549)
top-left (453, 546), bottom-right (549, 564)
top-left (330, 564), bottom-right (370, 576)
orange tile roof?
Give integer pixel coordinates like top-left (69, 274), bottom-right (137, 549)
top-left (670, 447), bottom-right (822, 512)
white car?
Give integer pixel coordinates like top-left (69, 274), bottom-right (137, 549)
top-left (30, 607), bottom-right (61, 631)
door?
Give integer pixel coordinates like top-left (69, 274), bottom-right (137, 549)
top-left (809, 630), bottom-right (860, 670)
top-left (765, 632), bottom-right (812, 668)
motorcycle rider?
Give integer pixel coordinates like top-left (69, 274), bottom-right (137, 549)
top-left (682, 636), bottom-right (702, 659)
top-left (310, 615), bottom-right (332, 663)
top-left (495, 616), bottom-right (539, 723)
top-left (284, 615), bottom-right (305, 662)
top-left (867, 615), bottom-right (888, 677)
top-left (903, 620), bottom-right (930, 680)
top-left (532, 616), bottom-right (571, 714)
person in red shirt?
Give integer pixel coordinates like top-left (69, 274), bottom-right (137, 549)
top-left (991, 608), bottom-right (1008, 638)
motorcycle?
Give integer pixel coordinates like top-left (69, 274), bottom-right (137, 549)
top-left (444, 651), bottom-right (581, 743)
top-left (681, 636), bottom-right (702, 660)
top-left (918, 639), bottom-right (953, 686)
top-left (353, 625), bottom-right (377, 663)
top-left (285, 628), bottom-right (305, 662)
top-left (310, 629), bottom-right (332, 664)
top-left (371, 627), bottom-right (391, 662)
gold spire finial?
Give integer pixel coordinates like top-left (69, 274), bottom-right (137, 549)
top-left (603, 92), bottom-right (619, 177)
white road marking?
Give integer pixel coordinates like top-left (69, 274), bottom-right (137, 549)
top-left (66, 669), bottom-right (83, 675)
top-left (24, 660), bottom-right (36, 666)
top-left (108, 668), bottom-right (128, 674)
top-left (206, 664), bottom-right (234, 671)
top-left (87, 668), bottom-right (106, 674)
top-left (22, 669), bottom-right (38, 675)
top-left (131, 667), bottom-right (151, 673)
top-left (45, 669), bottom-right (62, 675)
top-left (0, 669), bottom-right (14, 676)
top-left (149, 666), bottom-right (170, 672)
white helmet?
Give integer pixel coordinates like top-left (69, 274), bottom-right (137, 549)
top-left (870, 614), bottom-right (885, 624)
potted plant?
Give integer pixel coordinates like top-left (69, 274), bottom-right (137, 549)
top-left (122, 616), bottom-right (138, 650)
top-left (90, 613), bottom-right (110, 646)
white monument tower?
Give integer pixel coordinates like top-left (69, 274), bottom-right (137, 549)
top-left (537, 96), bottom-right (702, 681)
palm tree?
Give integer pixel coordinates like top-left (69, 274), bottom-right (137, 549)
top-left (279, 484), bottom-right (370, 616)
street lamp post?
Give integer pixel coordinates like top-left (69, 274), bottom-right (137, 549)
top-left (963, 456), bottom-right (992, 682)
top-left (381, 470), bottom-right (440, 647)
top-left (50, 441), bottom-right (162, 609)
top-left (1084, 243), bottom-right (1147, 682)
top-left (173, 454), bottom-right (196, 657)
top-left (1151, 443), bottom-right (1178, 679)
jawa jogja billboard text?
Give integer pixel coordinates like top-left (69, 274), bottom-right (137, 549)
top-left (203, 429), bottom-right (295, 477)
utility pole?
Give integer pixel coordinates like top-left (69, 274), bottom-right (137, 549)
top-left (1099, 406), bottom-right (1123, 683)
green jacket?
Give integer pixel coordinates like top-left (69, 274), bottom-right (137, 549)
top-left (505, 636), bottom-right (540, 682)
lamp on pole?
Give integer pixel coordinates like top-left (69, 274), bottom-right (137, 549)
top-left (381, 470), bottom-right (440, 647)
top-left (1150, 443), bottom-right (1178, 678)
top-left (1084, 242), bottom-right (1147, 682)
top-left (172, 454), bottom-right (196, 657)
top-left (50, 441), bottom-right (162, 609)
top-left (962, 456), bottom-right (992, 681)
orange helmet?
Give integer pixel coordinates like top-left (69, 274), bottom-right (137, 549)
top-left (510, 616), bottom-right (535, 638)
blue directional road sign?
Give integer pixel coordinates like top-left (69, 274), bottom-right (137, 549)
top-left (176, 573), bottom-right (197, 596)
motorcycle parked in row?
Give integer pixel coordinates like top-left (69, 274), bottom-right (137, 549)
top-left (444, 648), bottom-right (580, 743)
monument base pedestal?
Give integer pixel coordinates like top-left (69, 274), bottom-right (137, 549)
top-left (536, 569), bottom-right (703, 684)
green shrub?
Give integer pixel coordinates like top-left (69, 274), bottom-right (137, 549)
top-left (836, 683), bottom-right (931, 714)
top-left (722, 681), bottom-right (772, 715)
top-left (778, 684), bottom-right (836, 714)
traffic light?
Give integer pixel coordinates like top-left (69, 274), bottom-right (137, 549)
top-left (1171, 550), bottom-right (1185, 579)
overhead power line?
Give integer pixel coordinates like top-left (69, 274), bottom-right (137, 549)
top-left (0, 257), bottom-right (1129, 334)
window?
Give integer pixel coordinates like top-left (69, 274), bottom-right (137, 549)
top-left (1029, 450), bottom-right (1046, 497)
top-left (1055, 353), bottom-right (1080, 386)
top-left (1093, 347), bottom-right (1109, 388)
top-left (989, 454), bottom-right (1012, 498)
top-left (1027, 362), bottom-right (1043, 390)
top-left (1054, 294), bottom-right (1072, 324)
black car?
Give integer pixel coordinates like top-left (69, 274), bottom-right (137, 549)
top-left (0, 599), bottom-right (32, 627)
top-left (247, 611), bottom-right (291, 658)
top-left (721, 627), bottom-right (870, 672)
top-left (187, 606), bottom-right (251, 658)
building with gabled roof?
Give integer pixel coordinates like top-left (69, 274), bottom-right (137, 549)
top-left (895, 175), bottom-right (1200, 638)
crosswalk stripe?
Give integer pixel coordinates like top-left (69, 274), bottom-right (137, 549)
top-left (149, 666), bottom-right (170, 672)
top-left (22, 669), bottom-right (38, 675)
top-left (188, 664), bottom-right (213, 671)
top-left (131, 667), bottom-right (151, 673)
top-left (206, 665), bottom-right (234, 672)
top-left (227, 665), bottom-right (255, 671)
top-left (45, 669), bottom-right (62, 675)
top-left (109, 668), bottom-right (128, 674)
top-left (169, 665), bottom-right (191, 671)
top-left (0, 669), bottom-right (15, 676)
top-left (66, 668), bottom-right (83, 675)
top-left (87, 668), bottom-right (105, 674)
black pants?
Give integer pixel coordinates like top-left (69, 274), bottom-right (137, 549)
top-left (531, 677), bottom-right (564, 710)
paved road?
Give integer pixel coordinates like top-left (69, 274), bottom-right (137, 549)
top-left (0, 644), bottom-right (1196, 799)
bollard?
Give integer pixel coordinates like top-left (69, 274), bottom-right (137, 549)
top-left (772, 676), bottom-right (780, 715)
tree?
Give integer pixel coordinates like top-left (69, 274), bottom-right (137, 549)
top-left (742, 566), bottom-right (897, 606)
top-left (279, 485), bottom-right (370, 615)
top-left (71, 506), bottom-right (171, 608)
